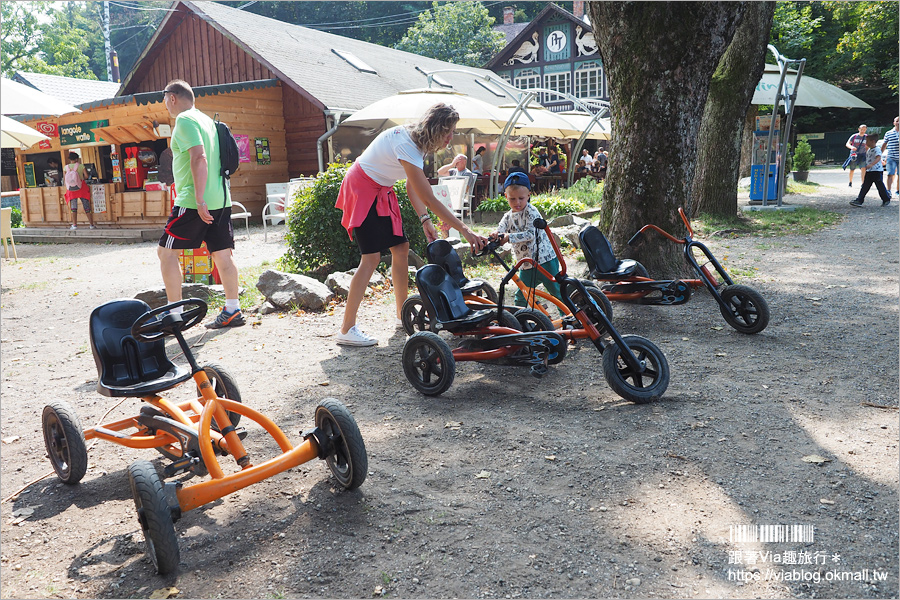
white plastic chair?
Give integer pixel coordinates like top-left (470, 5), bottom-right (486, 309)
top-left (438, 176), bottom-right (473, 224)
top-left (263, 177), bottom-right (315, 241)
top-left (1, 207), bottom-right (17, 261)
top-left (230, 201), bottom-right (251, 239)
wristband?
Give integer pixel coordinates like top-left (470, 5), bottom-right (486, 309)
top-left (419, 214), bottom-right (431, 224)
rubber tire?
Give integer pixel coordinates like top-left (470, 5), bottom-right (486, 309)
top-left (514, 307), bottom-right (554, 332)
top-left (470, 281), bottom-right (499, 305)
top-left (401, 294), bottom-right (431, 335)
top-left (198, 362), bottom-right (243, 428)
top-left (719, 284), bottom-right (770, 334)
top-left (569, 285), bottom-right (614, 335)
top-left (42, 402), bottom-right (88, 484)
top-left (127, 460), bottom-right (180, 575)
top-left (402, 331), bottom-right (456, 396)
top-left (493, 308), bottom-right (522, 331)
top-left (315, 399), bottom-right (368, 491)
top-left (602, 335), bottom-right (670, 404)
top-left (632, 262), bottom-right (650, 279)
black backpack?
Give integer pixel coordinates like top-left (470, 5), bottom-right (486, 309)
top-left (214, 113), bottom-right (240, 180)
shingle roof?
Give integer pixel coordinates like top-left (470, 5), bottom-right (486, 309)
top-left (13, 72), bottom-right (121, 107)
top-left (493, 23), bottom-right (530, 46)
top-left (185, 1), bottom-right (512, 112)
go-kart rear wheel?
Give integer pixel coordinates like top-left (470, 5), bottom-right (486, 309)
top-left (719, 285), bottom-right (770, 334)
top-left (633, 262), bottom-right (650, 279)
top-left (470, 281), bottom-right (499, 304)
top-left (492, 308), bottom-right (522, 331)
top-left (199, 362), bottom-right (243, 428)
top-left (569, 285), bottom-right (614, 335)
top-left (514, 307), bottom-right (554, 332)
top-left (42, 402), bottom-right (88, 484)
top-left (127, 460), bottom-right (180, 575)
top-left (602, 335), bottom-right (669, 404)
top-left (401, 294), bottom-right (431, 335)
top-left (403, 331), bottom-right (456, 396)
top-left (315, 399), bottom-right (368, 491)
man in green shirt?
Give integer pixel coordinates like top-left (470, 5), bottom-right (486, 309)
top-left (157, 79), bottom-right (244, 329)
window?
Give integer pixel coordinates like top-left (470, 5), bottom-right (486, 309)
top-left (514, 68), bottom-right (540, 92)
top-left (575, 61), bottom-right (606, 99)
top-left (543, 71), bottom-right (571, 104)
top-left (332, 49), bottom-right (377, 74)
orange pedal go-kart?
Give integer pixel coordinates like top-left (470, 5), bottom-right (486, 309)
top-left (41, 298), bottom-right (367, 574)
top-left (582, 208), bottom-right (770, 334)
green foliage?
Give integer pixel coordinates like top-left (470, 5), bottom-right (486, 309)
top-left (532, 195), bottom-right (586, 218)
top-left (1, 2), bottom-right (51, 77)
top-left (474, 195), bottom-right (508, 213)
top-left (563, 176), bottom-right (604, 207)
top-left (792, 137), bottom-right (815, 171)
top-left (395, 1), bottom-right (505, 66)
top-left (10, 207), bottom-right (22, 228)
top-left (694, 207), bottom-right (842, 238)
top-left (281, 163), bottom-right (429, 279)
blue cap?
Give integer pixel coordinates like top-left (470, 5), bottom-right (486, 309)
top-left (503, 171), bottom-right (531, 191)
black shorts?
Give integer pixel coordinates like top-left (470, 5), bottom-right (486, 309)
top-left (353, 198), bottom-right (408, 255)
top-left (159, 205), bottom-right (235, 252)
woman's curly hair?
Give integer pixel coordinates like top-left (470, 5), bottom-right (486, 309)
top-left (407, 103), bottom-right (460, 154)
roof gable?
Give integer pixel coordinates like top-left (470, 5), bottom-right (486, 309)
top-left (122, 1), bottom-right (514, 112)
top-left (485, 2), bottom-right (592, 70)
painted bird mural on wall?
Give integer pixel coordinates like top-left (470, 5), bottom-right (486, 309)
top-left (506, 32), bottom-right (540, 65)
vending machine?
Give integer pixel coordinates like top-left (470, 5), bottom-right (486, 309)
top-left (750, 115), bottom-right (781, 202)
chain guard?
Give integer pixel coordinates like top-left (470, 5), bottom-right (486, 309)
top-left (137, 410), bottom-right (209, 477)
top-left (601, 280), bottom-right (692, 305)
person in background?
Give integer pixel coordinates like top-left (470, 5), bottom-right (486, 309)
top-left (334, 103), bottom-right (487, 347)
top-left (849, 134), bottom-right (891, 208)
top-left (581, 148), bottom-right (594, 167)
top-left (881, 116), bottom-right (899, 197)
top-left (575, 159), bottom-right (588, 174)
top-left (547, 145), bottom-right (561, 174)
top-left (64, 152), bottom-right (96, 230)
top-left (472, 146), bottom-right (486, 174)
top-left (157, 79), bottom-right (243, 329)
top-left (507, 159), bottom-right (527, 174)
top-left (437, 153), bottom-right (474, 179)
top-left (844, 124), bottom-right (868, 187)
top-left (45, 157), bottom-right (62, 186)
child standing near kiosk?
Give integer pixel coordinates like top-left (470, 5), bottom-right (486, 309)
top-left (490, 172), bottom-right (565, 313)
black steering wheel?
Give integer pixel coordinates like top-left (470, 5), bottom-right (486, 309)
top-left (131, 299), bottom-right (208, 342)
top-left (474, 238), bottom-right (504, 258)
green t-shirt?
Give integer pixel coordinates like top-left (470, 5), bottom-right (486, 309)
top-left (170, 107), bottom-right (228, 210)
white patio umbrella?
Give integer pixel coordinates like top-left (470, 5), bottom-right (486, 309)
top-left (340, 89), bottom-right (510, 134)
top-left (753, 65), bottom-right (873, 109)
top-left (496, 103), bottom-right (585, 139)
top-left (556, 111), bottom-right (611, 140)
top-left (1, 115), bottom-right (50, 149)
top-left (1, 78), bottom-right (82, 116)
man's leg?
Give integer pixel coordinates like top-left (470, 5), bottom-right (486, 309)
top-left (211, 248), bottom-right (239, 301)
top-left (389, 241), bottom-right (410, 319)
top-left (157, 246), bottom-right (184, 302)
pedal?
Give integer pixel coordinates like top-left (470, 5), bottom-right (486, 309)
top-left (530, 364), bottom-right (548, 378)
top-left (164, 452), bottom-right (202, 478)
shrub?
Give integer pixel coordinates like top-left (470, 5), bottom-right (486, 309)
top-left (10, 207), bottom-right (22, 228)
top-left (793, 137), bottom-right (815, 171)
top-left (281, 163), bottom-right (430, 279)
top-left (532, 195), bottom-right (586, 217)
top-left (475, 196), bottom-right (508, 212)
top-left (563, 176), bottom-right (603, 207)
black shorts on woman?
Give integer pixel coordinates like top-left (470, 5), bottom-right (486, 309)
top-left (158, 205), bottom-right (235, 251)
top-left (353, 197), bottom-right (408, 255)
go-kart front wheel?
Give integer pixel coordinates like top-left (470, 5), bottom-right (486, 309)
top-left (719, 284), bottom-right (770, 334)
top-left (402, 331), bottom-right (456, 396)
top-left (127, 460), bottom-right (180, 575)
top-left (315, 399), bottom-right (368, 491)
top-left (401, 294), bottom-right (432, 335)
top-left (42, 401), bottom-right (88, 484)
top-left (602, 335), bottom-right (669, 404)
top-left (569, 285), bottom-right (614, 335)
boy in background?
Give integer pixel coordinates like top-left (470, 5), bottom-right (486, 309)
top-left (850, 134), bottom-right (891, 208)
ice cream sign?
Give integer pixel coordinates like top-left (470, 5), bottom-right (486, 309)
top-left (59, 120), bottom-right (109, 146)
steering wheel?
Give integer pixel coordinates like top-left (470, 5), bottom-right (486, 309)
top-left (131, 299), bottom-right (208, 342)
top-left (474, 238), bottom-right (504, 258)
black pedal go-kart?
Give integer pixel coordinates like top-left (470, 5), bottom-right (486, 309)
top-left (582, 207), bottom-right (770, 334)
top-left (401, 218), bottom-right (669, 403)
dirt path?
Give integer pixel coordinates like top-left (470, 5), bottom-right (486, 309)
top-left (1, 168), bottom-right (897, 599)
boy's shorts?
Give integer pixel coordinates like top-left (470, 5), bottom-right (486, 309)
top-left (159, 205), bottom-right (235, 252)
top-left (69, 198), bottom-right (91, 212)
top-left (886, 157), bottom-right (898, 176)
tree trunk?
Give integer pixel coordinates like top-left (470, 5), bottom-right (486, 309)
top-left (692, 2), bottom-right (775, 218)
top-left (590, 2), bottom-right (745, 277)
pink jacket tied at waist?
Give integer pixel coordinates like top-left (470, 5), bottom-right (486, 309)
top-left (335, 163), bottom-right (404, 241)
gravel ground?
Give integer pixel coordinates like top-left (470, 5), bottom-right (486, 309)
top-left (0, 167), bottom-right (897, 599)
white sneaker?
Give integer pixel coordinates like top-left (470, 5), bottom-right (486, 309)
top-left (336, 326), bottom-right (377, 347)
top-left (394, 317), bottom-right (403, 327)
top-left (70, 225), bottom-right (77, 230)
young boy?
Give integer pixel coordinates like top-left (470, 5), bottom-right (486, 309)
top-left (850, 134), bottom-right (891, 208)
top-left (490, 172), bottom-right (564, 312)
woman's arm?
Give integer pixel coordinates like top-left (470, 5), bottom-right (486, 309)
top-left (400, 160), bottom-right (487, 251)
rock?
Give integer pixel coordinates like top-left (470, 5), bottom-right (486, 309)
top-left (325, 271), bottom-right (354, 297)
top-left (134, 283), bottom-right (225, 309)
top-left (625, 577), bottom-right (641, 586)
top-left (258, 300), bottom-right (279, 315)
top-left (256, 269), bottom-right (334, 311)
top-left (548, 214), bottom-right (589, 229)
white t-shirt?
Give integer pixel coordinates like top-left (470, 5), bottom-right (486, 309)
top-left (356, 126), bottom-right (425, 187)
top-left (866, 145), bottom-right (884, 172)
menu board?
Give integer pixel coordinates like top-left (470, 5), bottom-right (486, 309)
top-left (23, 162), bottom-right (37, 187)
top-left (90, 184), bottom-right (106, 213)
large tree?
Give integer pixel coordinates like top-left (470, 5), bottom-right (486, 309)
top-left (589, 2), bottom-right (746, 276)
top-left (691, 2), bottom-right (775, 218)
top-left (394, 1), bottom-right (505, 66)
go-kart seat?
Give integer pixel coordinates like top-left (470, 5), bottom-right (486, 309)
top-left (89, 299), bottom-right (193, 398)
top-left (426, 240), bottom-right (490, 296)
top-left (579, 226), bottom-right (639, 280)
top-left (415, 265), bottom-right (496, 333)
